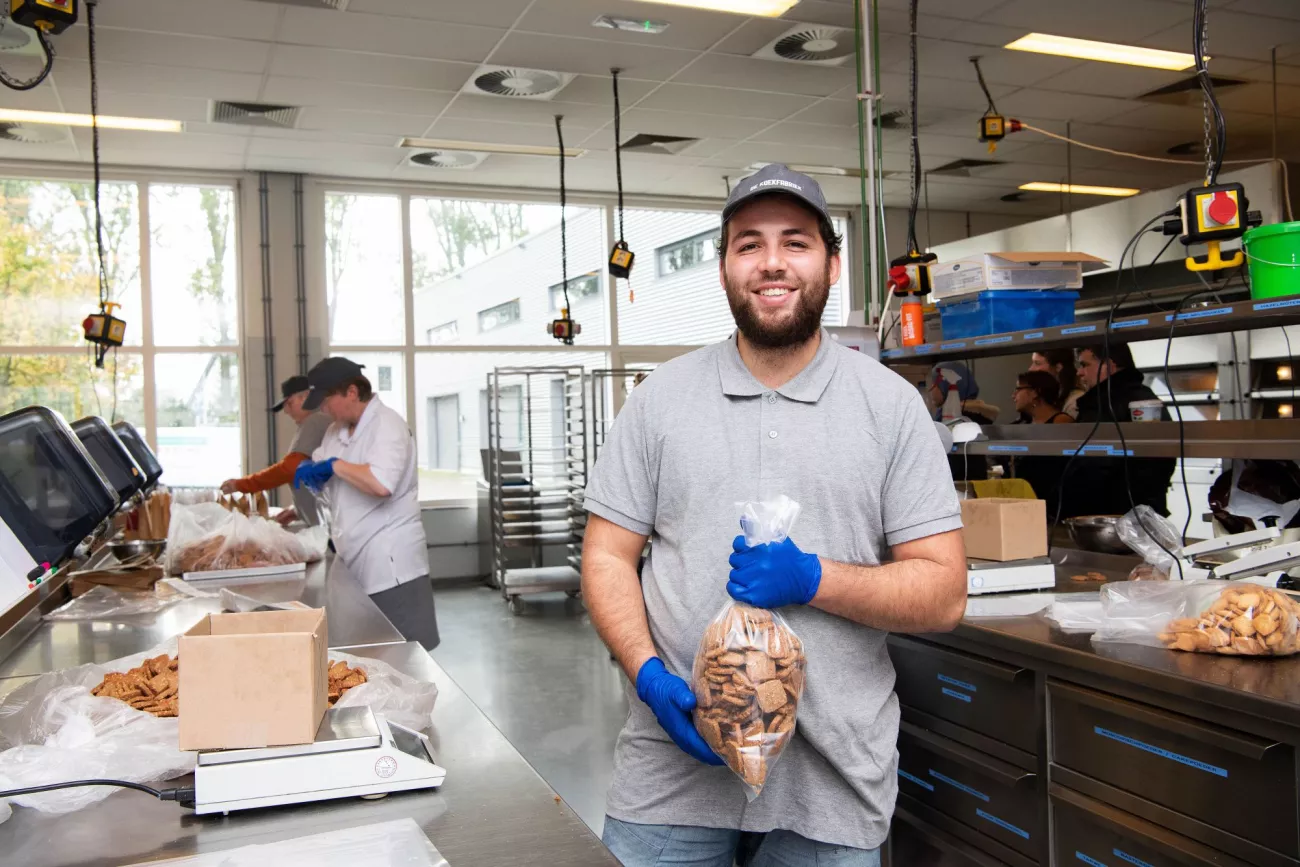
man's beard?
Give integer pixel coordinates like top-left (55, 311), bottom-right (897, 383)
top-left (725, 265), bottom-right (831, 349)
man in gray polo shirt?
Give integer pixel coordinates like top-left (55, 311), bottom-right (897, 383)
top-left (582, 164), bottom-right (966, 866)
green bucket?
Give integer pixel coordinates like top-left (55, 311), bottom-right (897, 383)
top-left (1244, 221), bottom-right (1300, 300)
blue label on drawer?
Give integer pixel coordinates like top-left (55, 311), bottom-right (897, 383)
top-left (1113, 849), bottom-right (1155, 867)
top-left (881, 349), bottom-right (904, 358)
top-left (1023, 331), bottom-right (1045, 339)
top-left (1254, 298), bottom-right (1300, 312)
top-left (897, 769), bottom-right (934, 791)
top-left (940, 341), bottom-right (968, 350)
top-left (941, 687), bottom-right (973, 703)
top-left (1062, 325), bottom-right (1098, 335)
top-left (937, 674), bottom-right (977, 692)
top-left (990, 445), bottom-right (1030, 453)
top-left (1075, 852), bottom-right (1107, 867)
top-left (928, 769), bottom-right (989, 801)
top-left (1093, 727), bottom-right (1228, 777)
top-left (975, 335), bottom-right (1014, 346)
top-left (1112, 318), bottom-right (1149, 329)
top-left (1062, 447), bottom-right (1134, 457)
top-left (977, 808), bottom-right (1030, 839)
top-left (915, 344), bottom-right (936, 353)
top-left (1167, 307), bottom-right (1232, 321)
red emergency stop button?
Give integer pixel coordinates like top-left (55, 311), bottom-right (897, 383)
top-left (1208, 190), bottom-right (1237, 226)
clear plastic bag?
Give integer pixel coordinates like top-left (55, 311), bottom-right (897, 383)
top-left (691, 496), bottom-right (808, 799)
top-left (166, 502), bottom-right (321, 575)
top-left (328, 650), bottom-right (439, 733)
top-left (43, 585), bottom-right (183, 622)
top-left (1092, 580), bottom-right (1300, 656)
top-left (1115, 506), bottom-right (1183, 580)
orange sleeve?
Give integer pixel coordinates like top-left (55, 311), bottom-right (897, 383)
top-left (234, 452), bottom-right (310, 493)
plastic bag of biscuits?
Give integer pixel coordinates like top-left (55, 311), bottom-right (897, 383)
top-left (691, 497), bottom-right (808, 799)
top-left (1092, 580), bottom-right (1300, 656)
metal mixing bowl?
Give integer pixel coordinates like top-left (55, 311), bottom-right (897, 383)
top-left (108, 538), bottom-right (166, 564)
top-left (1065, 516), bottom-right (1134, 555)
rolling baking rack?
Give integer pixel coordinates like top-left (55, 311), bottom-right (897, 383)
top-left (586, 368), bottom-right (654, 464)
top-left (486, 366), bottom-right (587, 615)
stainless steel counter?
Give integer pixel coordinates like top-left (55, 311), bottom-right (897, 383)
top-left (0, 558), bottom-right (404, 680)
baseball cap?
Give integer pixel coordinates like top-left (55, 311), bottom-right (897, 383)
top-left (722, 163), bottom-right (831, 226)
top-left (302, 357), bottom-right (366, 411)
top-left (270, 375), bottom-right (310, 412)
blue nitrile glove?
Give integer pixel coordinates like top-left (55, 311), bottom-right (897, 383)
top-left (293, 457), bottom-right (337, 492)
top-left (727, 534), bottom-right (822, 608)
top-left (636, 657), bottom-right (724, 766)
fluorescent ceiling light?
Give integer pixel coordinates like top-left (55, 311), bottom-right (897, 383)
top-left (626, 0), bottom-right (800, 18)
top-left (398, 137), bottom-right (585, 158)
top-left (1020, 182), bottom-right (1140, 197)
top-left (0, 108), bottom-right (183, 132)
top-left (1005, 33), bottom-right (1197, 71)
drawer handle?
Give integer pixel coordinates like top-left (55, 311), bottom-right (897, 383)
top-left (1093, 727), bottom-right (1229, 778)
top-left (901, 721), bottom-right (1037, 786)
top-left (1052, 681), bottom-right (1280, 761)
top-left (892, 637), bottom-right (1028, 683)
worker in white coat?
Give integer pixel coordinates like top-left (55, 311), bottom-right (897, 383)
top-left (293, 356), bottom-right (439, 649)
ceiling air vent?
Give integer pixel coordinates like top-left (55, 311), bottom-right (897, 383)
top-left (1139, 75), bottom-right (1246, 107)
top-left (464, 66), bottom-right (574, 101)
top-left (408, 150), bottom-right (486, 170)
top-left (754, 25), bottom-right (854, 67)
top-left (930, 158), bottom-right (1002, 178)
top-left (0, 121), bottom-right (68, 144)
top-left (620, 133), bottom-right (698, 155)
top-left (244, 0), bottom-right (350, 10)
top-left (210, 101), bottom-right (301, 130)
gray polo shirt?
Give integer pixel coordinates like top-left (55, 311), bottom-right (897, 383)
top-left (288, 412), bottom-right (331, 527)
top-left (584, 330), bottom-right (961, 850)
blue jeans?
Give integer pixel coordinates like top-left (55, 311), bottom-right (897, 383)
top-left (602, 817), bottom-right (881, 867)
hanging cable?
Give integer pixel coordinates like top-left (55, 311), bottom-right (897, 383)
top-left (611, 68), bottom-right (625, 246)
top-left (0, 24), bottom-right (53, 91)
top-left (1194, 0), bottom-right (1226, 186)
top-left (555, 114), bottom-right (569, 316)
top-left (970, 56), bottom-right (999, 118)
top-left (905, 0), bottom-right (921, 256)
top-left (88, 0), bottom-right (109, 313)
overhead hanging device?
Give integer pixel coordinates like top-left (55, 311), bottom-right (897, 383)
top-left (547, 114), bottom-right (580, 346)
top-left (0, 0), bottom-right (77, 91)
top-left (969, 55), bottom-right (1019, 153)
top-left (607, 68), bottom-right (636, 290)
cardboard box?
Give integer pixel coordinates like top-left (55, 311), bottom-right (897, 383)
top-left (178, 608), bottom-right (328, 751)
top-left (932, 251), bottom-right (1107, 301)
top-left (961, 498), bottom-right (1048, 562)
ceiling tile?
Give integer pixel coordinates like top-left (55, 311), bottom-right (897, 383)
top-left (1234, 62), bottom-right (1300, 86)
top-left (981, 0), bottom-right (1192, 42)
top-left (635, 83), bottom-right (812, 120)
top-left (750, 121), bottom-right (862, 150)
top-left (278, 6), bottom-right (502, 62)
top-left (490, 32), bottom-right (697, 80)
top-left (55, 59), bottom-right (264, 102)
top-left (443, 94), bottom-right (612, 128)
top-left (1034, 63), bottom-right (1187, 99)
top-left (1143, 13), bottom-right (1300, 63)
top-left (672, 53), bottom-right (853, 97)
top-left (74, 127), bottom-right (250, 156)
top-left (619, 107), bottom-right (773, 139)
top-left (712, 19), bottom-right (803, 57)
top-left (888, 41), bottom-right (1083, 87)
top-left (56, 29), bottom-right (272, 74)
top-left (261, 77), bottom-right (454, 114)
top-left (269, 46), bottom-right (471, 91)
top-left (1226, 0), bottom-right (1300, 21)
top-left (297, 107), bottom-right (437, 137)
top-left (779, 0), bottom-right (857, 30)
top-left (996, 88), bottom-right (1139, 124)
top-left (554, 74), bottom-right (658, 106)
top-left (54, 89), bottom-right (215, 123)
top-left (703, 139), bottom-right (863, 170)
top-left (345, 0), bottom-right (533, 28)
top-left (515, 0), bottom-right (745, 52)
top-left (247, 138), bottom-right (400, 163)
top-left (1216, 81), bottom-right (1300, 117)
top-left (93, 0), bottom-right (280, 41)
top-left (429, 117), bottom-right (601, 148)
top-left (251, 127), bottom-right (397, 148)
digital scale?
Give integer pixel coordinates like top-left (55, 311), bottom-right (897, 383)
top-left (193, 705), bottom-right (446, 815)
top-left (966, 557), bottom-right (1056, 595)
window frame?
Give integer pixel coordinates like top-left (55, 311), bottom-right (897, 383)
top-left (426, 320), bottom-right (460, 344)
top-left (477, 299), bottom-right (523, 334)
top-left (548, 271), bottom-right (602, 312)
top-left (655, 228), bottom-right (720, 278)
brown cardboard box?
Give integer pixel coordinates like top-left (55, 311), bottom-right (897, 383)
top-left (961, 498), bottom-right (1048, 562)
top-left (178, 608), bottom-right (328, 751)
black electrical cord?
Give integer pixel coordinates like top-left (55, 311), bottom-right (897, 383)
top-left (554, 114), bottom-right (570, 315)
top-left (1164, 288), bottom-right (1218, 548)
top-left (611, 68), bottom-right (626, 246)
top-left (0, 24), bottom-right (53, 91)
top-left (88, 0), bottom-right (109, 312)
top-left (0, 778), bottom-right (194, 803)
top-left (905, 0), bottom-right (921, 255)
top-left (1193, 0), bottom-right (1226, 185)
top-left (970, 56), bottom-right (999, 118)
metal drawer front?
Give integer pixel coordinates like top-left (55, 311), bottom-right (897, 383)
top-left (890, 811), bottom-right (1015, 867)
top-left (1052, 785), bottom-right (1255, 867)
top-left (1049, 680), bottom-right (1296, 858)
top-left (889, 636), bottom-right (1036, 753)
top-left (897, 721), bottom-right (1041, 859)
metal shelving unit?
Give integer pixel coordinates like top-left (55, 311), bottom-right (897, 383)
top-left (586, 368), bottom-right (654, 464)
top-left (486, 366), bottom-right (587, 615)
top-left (956, 420), bottom-right (1300, 460)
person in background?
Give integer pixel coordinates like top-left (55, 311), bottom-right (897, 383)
top-left (1029, 349), bottom-right (1084, 418)
top-left (1013, 371), bottom-right (1073, 425)
top-left (292, 357), bottom-right (440, 649)
top-left (219, 375), bottom-right (330, 527)
top-left (1058, 343), bottom-right (1175, 518)
top-left (928, 362), bottom-right (999, 425)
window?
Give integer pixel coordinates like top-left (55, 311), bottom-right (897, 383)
top-left (324, 193), bottom-right (404, 346)
top-left (377, 366), bottom-right (393, 392)
top-left (411, 196), bottom-right (607, 346)
top-left (331, 352), bottom-right (406, 421)
top-left (427, 321), bottom-right (459, 344)
top-left (657, 229), bottom-right (718, 276)
top-left (478, 300), bottom-right (522, 334)
top-left (549, 273), bottom-right (601, 311)
top-left (0, 176), bottom-right (241, 487)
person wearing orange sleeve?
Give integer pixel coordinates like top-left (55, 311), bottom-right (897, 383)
top-left (220, 375), bottom-right (332, 526)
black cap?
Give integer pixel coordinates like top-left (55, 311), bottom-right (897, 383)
top-left (302, 357), bottom-right (366, 411)
top-left (270, 375), bottom-right (311, 412)
top-left (722, 163), bottom-right (831, 226)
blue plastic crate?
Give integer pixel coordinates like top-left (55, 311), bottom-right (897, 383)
top-left (937, 290), bottom-right (1080, 340)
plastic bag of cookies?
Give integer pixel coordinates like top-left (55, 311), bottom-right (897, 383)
top-left (1092, 580), bottom-right (1300, 656)
top-left (691, 497), bottom-right (809, 799)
